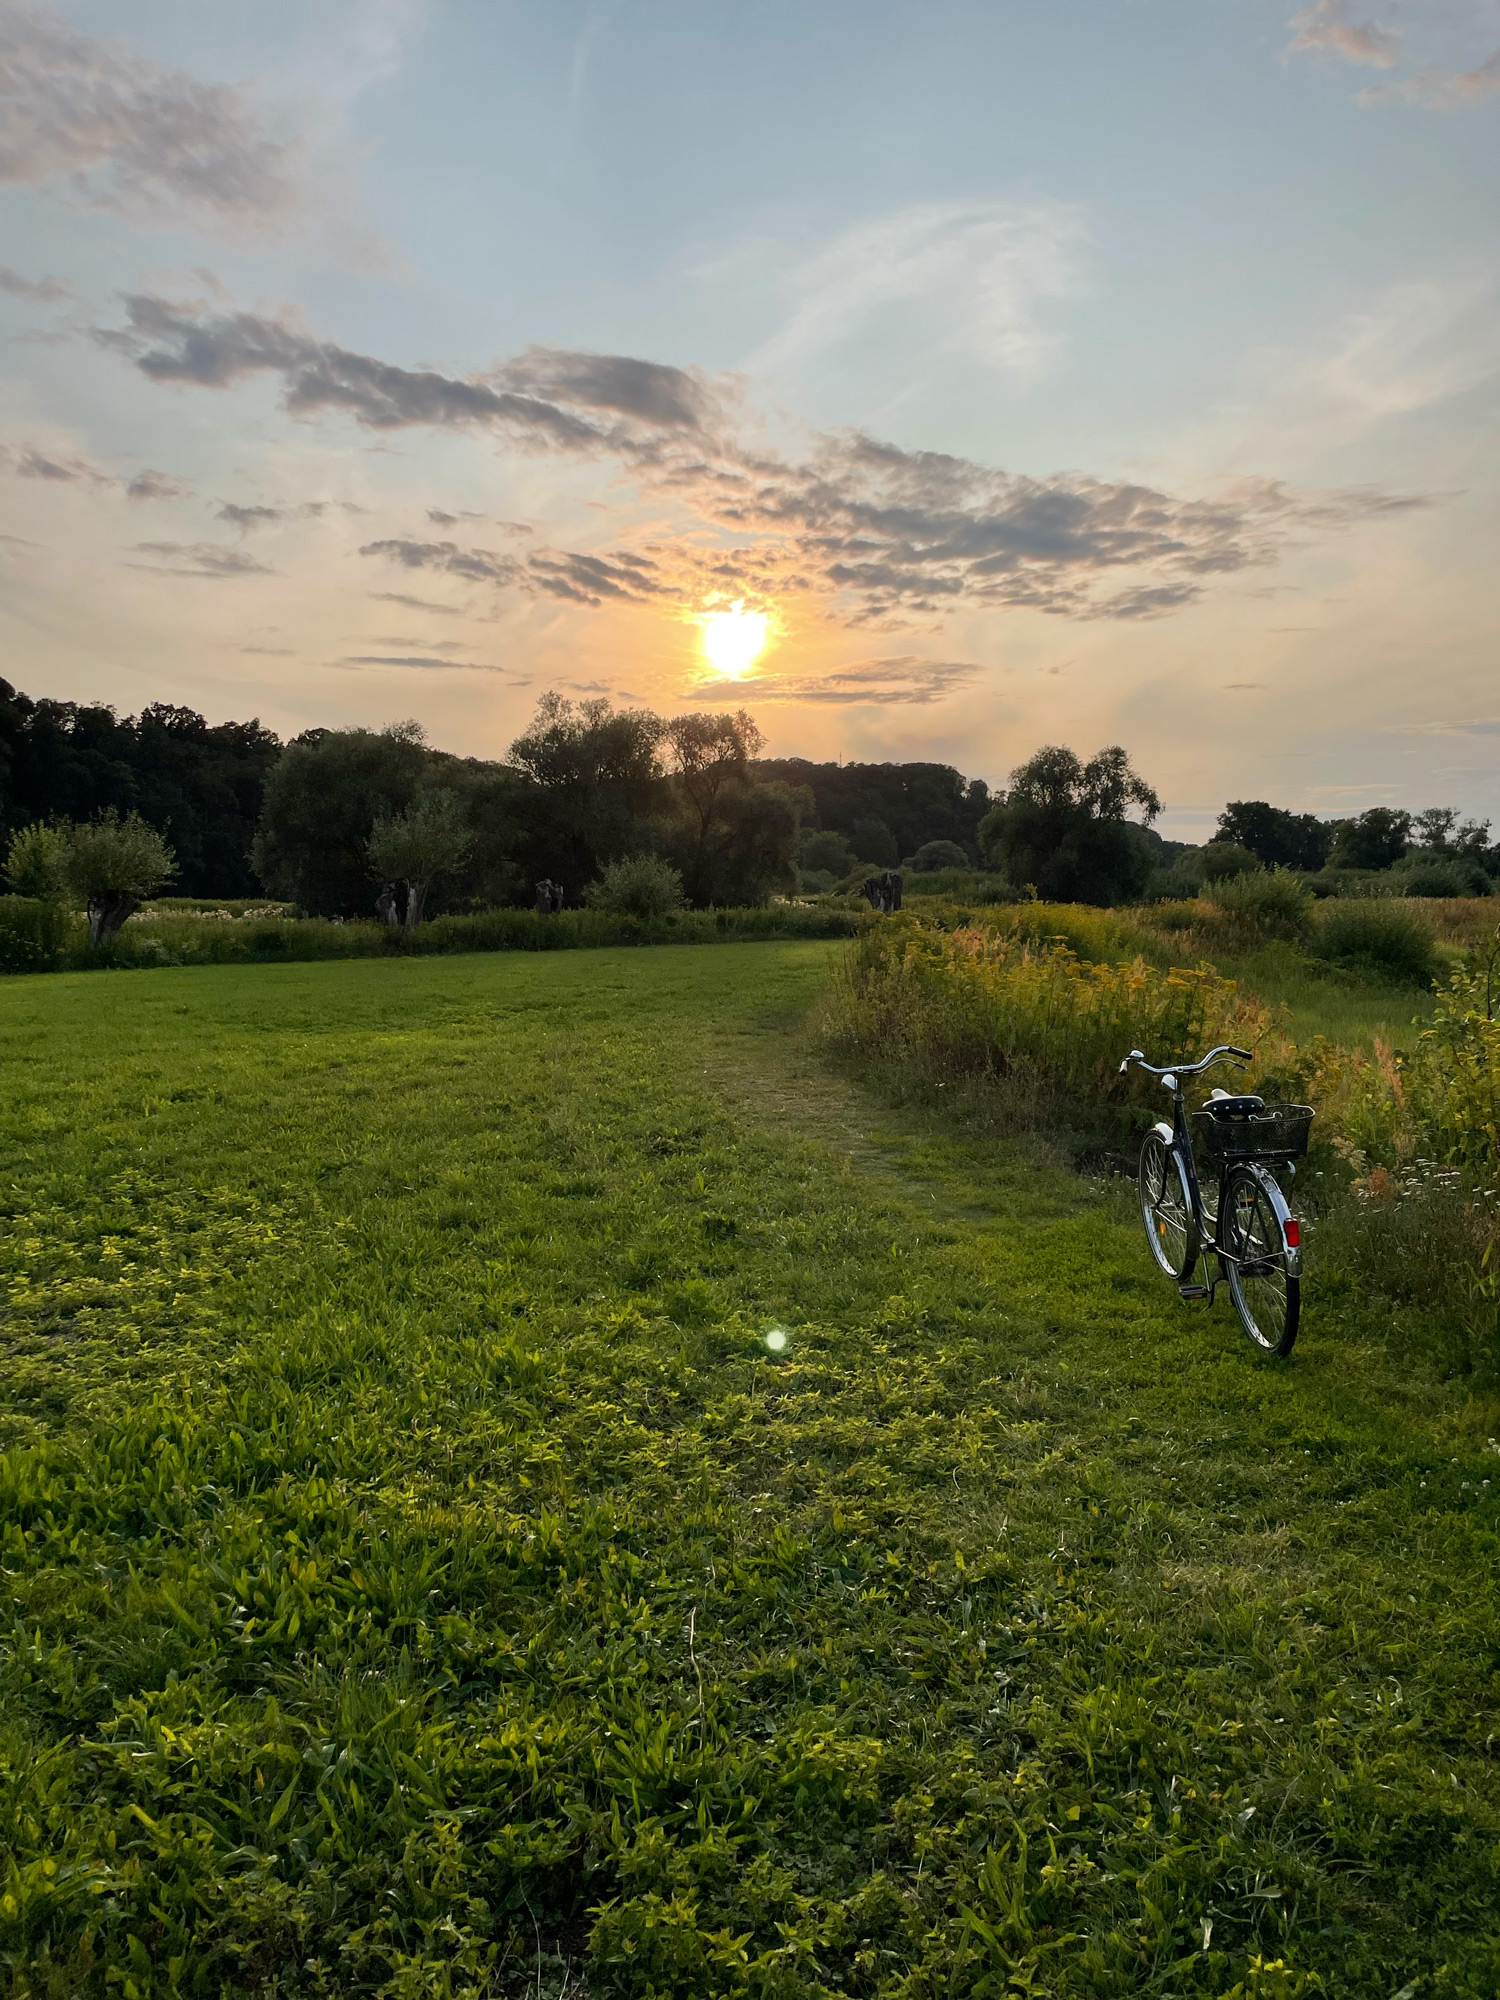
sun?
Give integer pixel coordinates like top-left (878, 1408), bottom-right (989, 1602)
top-left (700, 601), bottom-right (769, 679)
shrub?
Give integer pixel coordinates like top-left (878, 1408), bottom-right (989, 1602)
top-left (906, 839), bottom-right (971, 873)
top-left (1204, 866), bottom-right (1313, 940)
top-left (1387, 857), bottom-right (1490, 899)
top-left (583, 854), bottom-right (686, 919)
top-left (1313, 902), bottom-right (1439, 987)
top-left (1201, 841), bottom-right (1256, 882)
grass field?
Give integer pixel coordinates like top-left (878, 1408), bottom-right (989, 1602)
top-left (3, 945), bottom-right (1499, 1998)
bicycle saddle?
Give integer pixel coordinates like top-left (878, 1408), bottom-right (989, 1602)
top-left (1203, 1093), bottom-right (1266, 1116)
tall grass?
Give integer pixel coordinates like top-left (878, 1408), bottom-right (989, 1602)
top-left (824, 918), bottom-right (1283, 1134)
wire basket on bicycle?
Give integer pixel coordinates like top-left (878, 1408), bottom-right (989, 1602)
top-left (1194, 1100), bottom-right (1314, 1162)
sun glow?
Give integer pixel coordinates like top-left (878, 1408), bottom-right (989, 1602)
top-left (700, 601), bottom-right (770, 678)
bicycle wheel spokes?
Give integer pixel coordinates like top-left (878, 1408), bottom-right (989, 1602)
top-left (1225, 1168), bottom-right (1298, 1356)
top-left (1139, 1131), bottom-right (1197, 1281)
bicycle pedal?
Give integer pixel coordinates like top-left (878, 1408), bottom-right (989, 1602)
top-left (1177, 1284), bottom-right (1211, 1300)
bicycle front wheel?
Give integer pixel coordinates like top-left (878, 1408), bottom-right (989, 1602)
top-left (1138, 1130), bottom-right (1198, 1281)
top-left (1223, 1165), bottom-right (1299, 1356)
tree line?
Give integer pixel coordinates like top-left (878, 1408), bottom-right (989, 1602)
top-left (0, 681), bottom-right (998, 924)
top-left (4, 676), bottom-right (1493, 922)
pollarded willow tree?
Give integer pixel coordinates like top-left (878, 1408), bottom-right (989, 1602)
top-left (366, 789), bottom-right (473, 929)
top-left (59, 812), bottom-right (176, 945)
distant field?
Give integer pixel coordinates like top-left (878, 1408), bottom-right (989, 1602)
top-left (3, 946), bottom-right (1498, 1996)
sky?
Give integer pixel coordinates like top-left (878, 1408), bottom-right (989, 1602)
top-left (1, 0), bottom-right (1498, 837)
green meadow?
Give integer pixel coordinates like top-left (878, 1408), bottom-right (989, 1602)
top-left (3, 944), bottom-right (1499, 1998)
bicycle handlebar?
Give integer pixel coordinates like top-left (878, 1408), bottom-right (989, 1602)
top-left (1117, 1042), bottom-right (1252, 1079)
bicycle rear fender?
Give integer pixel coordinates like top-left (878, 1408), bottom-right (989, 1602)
top-left (1241, 1162), bottom-right (1303, 1278)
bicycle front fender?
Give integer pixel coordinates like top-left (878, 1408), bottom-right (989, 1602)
top-left (1148, 1120), bottom-right (1174, 1146)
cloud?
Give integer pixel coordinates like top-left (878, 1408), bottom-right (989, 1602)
top-left (746, 197), bottom-right (1090, 382)
top-left (0, 440), bottom-right (111, 487)
top-left (1386, 716), bottom-right (1500, 735)
top-left (125, 468), bottom-right (192, 501)
top-left (1361, 46), bottom-right (1500, 105)
top-left (738, 655), bottom-right (983, 706)
top-left (219, 502), bottom-right (285, 531)
top-left (108, 298), bottom-right (1428, 626)
top-left (370, 590), bottom-right (465, 615)
top-left (360, 537), bottom-right (524, 585)
top-left (0, 261), bottom-right (69, 300)
top-left (1285, 0), bottom-right (1500, 109)
top-left (335, 654), bottom-right (513, 673)
top-left (128, 539), bottom-right (273, 577)
top-left (100, 296), bottom-right (724, 453)
top-left (0, 2), bottom-right (304, 235)
top-left (361, 534), bottom-right (672, 608)
top-left (1287, 1), bottom-right (1400, 68)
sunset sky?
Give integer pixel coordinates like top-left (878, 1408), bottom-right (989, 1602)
top-left (2, 0), bottom-right (1497, 836)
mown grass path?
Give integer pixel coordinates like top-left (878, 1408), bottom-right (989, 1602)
top-left (2, 945), bottom-right (1498, 1999)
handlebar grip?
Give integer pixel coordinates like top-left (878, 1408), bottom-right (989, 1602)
top-left (1229, 1046), bottom-right (1253, 1060)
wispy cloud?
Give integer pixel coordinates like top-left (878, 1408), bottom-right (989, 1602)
top-left (0, 439), bottom-right (111, 486)
top-left (1287, 1), bottom-right (1400, 69)
top-left (743, 197), bottom-right (1090, 382)
top-left (336, 653), bottom-right (513, 673)
top-left (1361, 46), bottom-right (1500, 104)
top-left (1286, 0), bottom-right (1500, 108)
top-left (128, 540), bottom-right (273, 577)
top-left (126, 468), bottom-right (192, 501)
top-left (0, 261), bottom-right (69, 301)
top-left (104, 296), bottom-right (1427, 626)
top-left (0, 2), bottom-right (305, 236)
top-left (370, 590), bottom-right (466, 615)
top-left (738, 655), bottom-right (984, 706)
top-left (1386, 716), bottom-right (1500, 734)
top-left (2, 436), bottom-right (195, 502)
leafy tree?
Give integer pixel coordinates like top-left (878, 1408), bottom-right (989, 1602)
top-left (684, 780), bottom-right (803, 906)
top-left (252, 724), bottom-right (431, 916)
top-left (1410, 807), bottom-right (1491, 858)
top-left (850, 816), bottom-right (898, 866)
top-left (507, 695), bottom-right (666, 900)
top-left (753, 757), bottom-right (989, 860)
top-left (583, 854), bottom-right (685, 919)
top-left (1328, 807), bottom-right (1412, 872)
top-left (978, 745), bottom-right (1161, 906)
top-left (367, 790), bottom-right (472, 929)
top-left (64, 810), bottom-right (175, 945)
top-left (798, 828), bottom-right (857, 877)
top-left (1214, 801), bottom-right (1333, 871)
top-left (2, 820), bottom-right (72, 961)
top-left (665, 711), bottom-right (764, 844)
top-left (3, 821), bottom-right (69, 901)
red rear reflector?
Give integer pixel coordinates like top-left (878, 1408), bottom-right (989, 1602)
top-left (1283, 1217), bottom-right (1301, 1248)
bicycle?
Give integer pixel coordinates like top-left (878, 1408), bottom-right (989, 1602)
top-left (1118, 1043), bottom-right (1314, 1357)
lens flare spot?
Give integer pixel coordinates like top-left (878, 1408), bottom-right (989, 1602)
top-left (701, 602), bottom-right (769, 678)
top-left (764, 1327), bottom-right (788, 1353)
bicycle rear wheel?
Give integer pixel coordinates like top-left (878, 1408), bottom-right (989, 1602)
top-left (1138, 1130), bottom-right (1198, 1281)
top-left (1223, 1165), bottom-right (1299, 1356)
